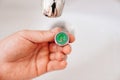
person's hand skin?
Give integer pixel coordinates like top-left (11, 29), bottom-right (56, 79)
top-left (0, 28), bottom-right (75, 80)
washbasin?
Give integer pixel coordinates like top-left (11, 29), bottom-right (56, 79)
top-left (0, 0), bottom-right (120, 80)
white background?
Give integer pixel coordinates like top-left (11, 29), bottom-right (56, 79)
top-left (0, 0), bottom-right (120, 80)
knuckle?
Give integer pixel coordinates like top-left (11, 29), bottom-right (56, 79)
top-left (17, 30), bottom-right (29, 36)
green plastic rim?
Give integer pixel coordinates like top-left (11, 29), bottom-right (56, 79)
top-left (55, 31), bottom-right (69, 46)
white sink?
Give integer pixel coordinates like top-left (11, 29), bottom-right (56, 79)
top-left (0, 0), bottom-right (120, 80)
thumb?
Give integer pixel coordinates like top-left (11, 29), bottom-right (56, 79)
top-left (18, 28), bottom-right (61, 43)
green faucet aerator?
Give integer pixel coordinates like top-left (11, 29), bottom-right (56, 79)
top-left (55, 31), bottom-right (69, 46)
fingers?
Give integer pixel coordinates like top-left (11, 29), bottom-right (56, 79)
top-left (47, 61), bottom-right (67, 72)
top-left (49, 43), bottom-right (62, 53)
top-left (47, 30), bottom-right (75, 72)
top-left (49, 43), bottom-right (71, 55)
top-left (62, 45), bottom-right (71, 54)
top-left (50, 52), bottom-right (67, 61)
top-left (17, 27), bottom-right (75, 44)
top-left (48, 38), bottom-right (73, 72)
top-left (68, 33), bottom-right (75, 43)
top-left (17, 27), bottom-right (61, 43)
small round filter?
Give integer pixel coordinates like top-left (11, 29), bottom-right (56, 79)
top-left (55, 31), bottom-right (69, 46)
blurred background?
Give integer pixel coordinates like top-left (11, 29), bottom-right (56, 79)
top-left (0, 0), bottom-right (120, 80)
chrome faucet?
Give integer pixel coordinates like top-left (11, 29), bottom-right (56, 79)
top-left (42, 0), bottom-right (65, 18)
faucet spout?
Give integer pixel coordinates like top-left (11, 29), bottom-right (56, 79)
top-left (42, 0), bottom-right (65, 18)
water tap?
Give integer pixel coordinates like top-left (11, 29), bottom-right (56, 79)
top-left (42, 0), bottom-right (65, 18)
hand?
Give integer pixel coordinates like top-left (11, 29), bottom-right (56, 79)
top-left (0, 28), bottom-right (75, 80)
